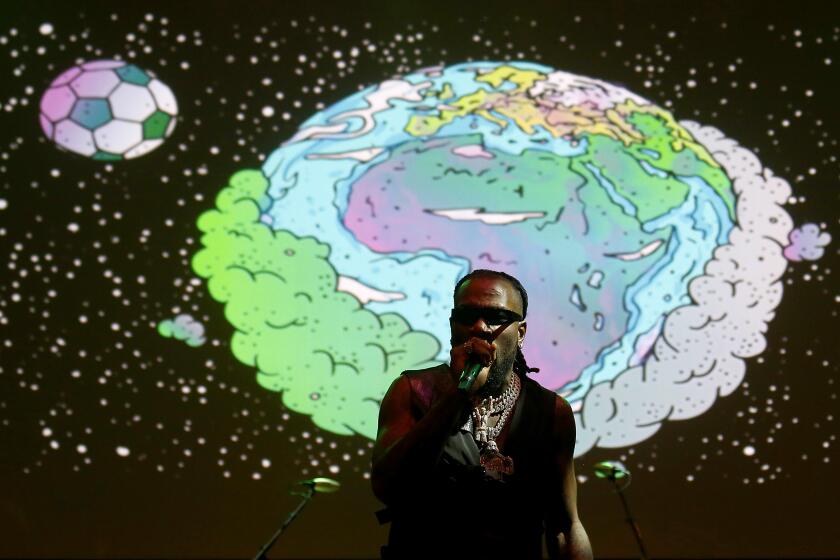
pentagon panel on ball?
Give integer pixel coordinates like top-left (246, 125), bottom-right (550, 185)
top-left (49, 66), bottom-right (82, 87)
top-left (39, 59), bottom-right (178, 160)
top-left (110, 83), bottom-right (157, 121)
top-left (143, 111), bottom-right (173, 140)
top-left (114, 64), bottom-right (151, 86)
top-left (54, 120), bottom-right (96, 157)
top-left (148, 79), bottom-right (178, 115)
top-left (93, 120), bottom-right (143, 157)
top-left (69, 69), bottom-right (120, 98)
top-left (70, 99), bottom-right (112, 130)
top-left (40, 85), bottom-right (75, 121)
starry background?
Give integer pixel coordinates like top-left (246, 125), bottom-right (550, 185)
top-left (0, 0), bottom-right (838, 558)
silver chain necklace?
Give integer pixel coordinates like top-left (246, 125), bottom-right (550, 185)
top-left (463, 373), bottom-right (521, 452)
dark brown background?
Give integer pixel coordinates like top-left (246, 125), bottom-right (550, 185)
top-left (1, 0), bottom-right (838, 557)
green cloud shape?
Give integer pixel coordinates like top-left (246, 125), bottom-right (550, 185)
top-left (192, 169), bottom-right (441, 438)
top-left (157, 314), bottom-right (206, 347)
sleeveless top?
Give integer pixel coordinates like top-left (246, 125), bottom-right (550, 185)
top-left (380, 364), bottom-right (569, 559)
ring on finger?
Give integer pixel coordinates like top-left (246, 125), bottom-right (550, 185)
top-left (463, 341), bottom-right (473, 354)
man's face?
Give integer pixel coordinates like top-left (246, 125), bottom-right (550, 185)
top-left (450, 276), bottom-right (527, 396)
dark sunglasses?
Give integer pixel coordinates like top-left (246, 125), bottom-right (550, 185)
top-left (450, 306), bottom-right (523, 327)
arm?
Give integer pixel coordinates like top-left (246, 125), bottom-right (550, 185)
top-left (547, 397), bottom-right (593, 560)
top-left (370, 373), bottom-right (470, 505)
top-left (371, 338), bottom-right (496, 505)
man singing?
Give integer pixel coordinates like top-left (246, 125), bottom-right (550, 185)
top-left (372, 269), bottom-right (592, 559)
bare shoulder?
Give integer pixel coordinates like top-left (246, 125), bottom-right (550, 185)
top-left (378, 363), bottom-right (448, 425)
top-left (380, 374), bottom-right (412, 413)
top-left (553, 394), bottom-right (574, 420)
top-left (373, 375), bottom-right (414, 461)
top-left (400, 363), bottom-right (453, 409)
top-left (552, 394), bottom-right (576, 447)
top-left (373, 364), bottom-right (452, 467)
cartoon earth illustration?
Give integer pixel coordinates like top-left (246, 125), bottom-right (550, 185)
top-left (193, 62), bottom-right (795, 455)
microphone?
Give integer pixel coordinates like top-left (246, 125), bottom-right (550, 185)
top-left (253, 477), bottom-right (339, 560)
top-left (594, 460), bottom-right (647, 560)
top-left (593, 460), bottom-right (629, 480)
top-left (455, 321), bottom-right (513, 392)
top-left (457, 361), bottom-right (483, 391)
top-left (296, 477), bottom-right (341, 493)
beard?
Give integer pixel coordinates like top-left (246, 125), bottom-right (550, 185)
top-left (476, 344), bottom-right (516, 398)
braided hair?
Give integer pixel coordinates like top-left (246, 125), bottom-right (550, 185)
top-left (453, 269), bottom-right (540, 377)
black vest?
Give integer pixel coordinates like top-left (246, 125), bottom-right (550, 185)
top-left (381, 365), bottom-right (567, 559)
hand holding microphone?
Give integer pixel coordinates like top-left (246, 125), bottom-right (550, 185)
top-left (450, 336), bottom-right (496, 394)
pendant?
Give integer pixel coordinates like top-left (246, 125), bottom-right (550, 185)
top-left (479, 444), bottom-right (514, 476)
top-left (472, 401), bottom-right (492, 444)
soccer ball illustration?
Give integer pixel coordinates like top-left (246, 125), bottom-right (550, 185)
top-left (39, 60), bottom-right (178, 160)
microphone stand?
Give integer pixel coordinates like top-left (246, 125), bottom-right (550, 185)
top-left (608, 473), bottom-right (649, 560)
top-left (252, 484), bottom-right (316, 560)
